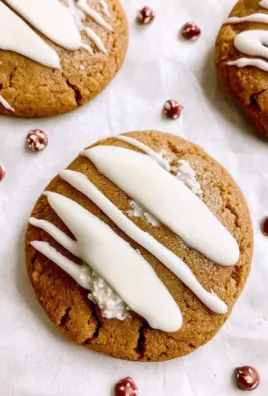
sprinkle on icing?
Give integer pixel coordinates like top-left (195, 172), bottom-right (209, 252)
top-left (127, 200), bottom-right (160, 227)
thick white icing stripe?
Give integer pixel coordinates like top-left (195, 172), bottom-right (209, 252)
top-left (5, 0), bottom-right (81, 50)
top-left (116, 135), bottom-right (171, 171)
top-left (228, 57), bottom-right (268, 72)
top-left (31, 241), bottom-right (91, 290)
top-left (60, 170), bottom-right (228, 314)
top-left (0, 95), bottom-right (15, 112)
top-left (77, 0), bottom-right (113, 31)
top-left (0, 2), bottom-right (60, 68)
top-left (39, 191), bottom-right (183, 332)
top-left (260, 0), bottom-right (268, 8)
top-left (234, 30), bottom-right (268, 60)
top-left (83, 146), bottom-right (239, 267)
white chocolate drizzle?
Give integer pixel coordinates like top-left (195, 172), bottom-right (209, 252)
top-left (0, 95), bottom-right (15, 112)
top-left (60, 170), bottom-right (228, 315)
top-left (0, 0), bottom-right (112, 71)
top-left (5, 0), bottom-right (81, 50)
top-left (29, 136), bottom-right (241, 330)
top-left (226, 1), bottom-right (268, 71)
top-left (83, 26), bottom-right (107, 54)
top-left (77, 0), bottom-right (113, 31)
top-left (0, 1), bottom-right (60, 69)
top-left (171, 159), bottom-right (202, 197)
top-left (99, 0), bottom-right (110, 17)
top-left (83, 145), bottom-right (239, 267)
top-left (30, 241), bottom-right (129, 320)
top-left (30, 192), bottom-right (182, 332)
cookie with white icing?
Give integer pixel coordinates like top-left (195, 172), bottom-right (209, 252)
top-left (215, 0), bottom-right (268, 137)
top-left (0, 0), bottom-right (128, 117)
top-left (25, 131), bottom-right (253, 361)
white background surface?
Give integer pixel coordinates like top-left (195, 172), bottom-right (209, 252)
top-left (0, 0), bottom-right (268, 395)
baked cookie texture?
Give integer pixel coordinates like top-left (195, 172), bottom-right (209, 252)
top-left (0, 0), bottom-right (128, 118)
top-left (25, 131), bottom-right (253, 362)
top-left (215, 0), bottom-right (268, 137)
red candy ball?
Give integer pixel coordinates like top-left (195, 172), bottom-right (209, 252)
top-left (27, 129), bottom-right (48, 152)
top-left (181, 22), bottom-right (201, 40)
top-left (137, 6), bottom-right (155, 24)
top-left (163, 100), bottom-right (183, 119)
top-left (235, 366), bottom-right (260, 391)
top-left (0, 164), bottom-right (7, 182)
top-left (114, 377), bottom-right (138, 396)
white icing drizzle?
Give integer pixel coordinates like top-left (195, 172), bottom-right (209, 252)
top-left (0, 1), bottom-right (60, 69)
top-left (83, 146), bottom-right (239, 267)
top-left (30, 191), bottom-right (182, 332)
top-left (0, 0), bottom-right (111, 68)
top-left (60, 170), bottom-right (228, 315)
top-left (228, 57), bottom-right (268, 72)
top-left (127, 201), bottom-right (160, 227)
top-left (226, 1), bottom-right (268, 71)
top-left (99, 0), bottom-right (110, 17)
top-left (260, 0), bottom-right (268, 8)
top-left (0, 95), bottom-right (15, 112)
top-left (83, 26), bottom-right (107, 54)
top-left (81, 43), bottom-right (94, 54)
top-left (116, 135), bottom-right (171, 171)
top-left (77, 0), bottom-right (113, 31)
top-left (5, 0), bottom-right (81, 50)
top-left (171, 160), bottom-right (202, 197)
top-left (31, 241), bottom-right (129, 320)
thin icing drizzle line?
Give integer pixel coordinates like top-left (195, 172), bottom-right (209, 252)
top-left (99, 0), bottom-right (110, 17)
top-left (30, 191), bottom-right (182, 332)
top-left (77, 0), bottom-right (113, 31)
top-left (60, 170), bottom-right (228, 314)
top-left (83, 26), bottom-right (107, 54)
top-left (83, 145), bottom-right (239, 267)
top-left (81, 43), bottom-right (94, 54)
top-left (115, 135), bottom-right (171, 171)
top-left (228, 57), bottom-right (268, 72)
top-left (0, 95), bottom-right (15, 112)
top-left (226, 1), bottom-right (268, 71)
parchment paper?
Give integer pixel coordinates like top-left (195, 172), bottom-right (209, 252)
top-left (1, 0), bottom-right (268, 395)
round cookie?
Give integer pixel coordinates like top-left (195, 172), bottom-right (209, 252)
top-left (215, 0), bottom-right (268, 137)
top-left (25, 131), bottom-right (253, 362)
top-left (0, 0), bottom-right (128, 118)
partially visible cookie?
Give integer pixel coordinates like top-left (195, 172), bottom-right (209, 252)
top-left (25, 131), bottom-right (253, 362)
top-left (215, 0), bottom-right (268, 137)
top-left (0, 0), bottom-right (128, 118)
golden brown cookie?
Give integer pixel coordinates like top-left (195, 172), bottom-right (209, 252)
top-left (215, 0), bottom-right (268, 137)
top-left (25, 131), bottom-right (253, 362)
top-left (0, 0), bottom-right (128, 118)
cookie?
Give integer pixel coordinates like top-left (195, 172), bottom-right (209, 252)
top-left (0, 0), bottom-right (128, 118)
top-left (25, 131), bottom-right (253, 362)
top-left (215, 0), bottom-right (268, 137)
